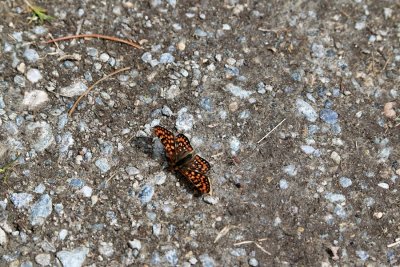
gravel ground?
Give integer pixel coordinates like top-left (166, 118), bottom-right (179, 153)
top-left (0, 0), bottom-right (399, 266)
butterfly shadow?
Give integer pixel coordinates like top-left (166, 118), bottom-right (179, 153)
top-left (131, 136), bottom-right (154, 158)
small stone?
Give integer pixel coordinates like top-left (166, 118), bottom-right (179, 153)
top-left (203, 195), bottom-right (218, 205)
top-left (30, 194), bottom-right (52, 226)
top-left (373, 212), bottom-right (383, 219)
top-left (249, 258), bottom-right (259, 266)
top-left (79, 186), bottom-right (93, 197)
top-left (10, 193), bottom-right (33, 209)
top-left (200, 97), bottom-right (212, 111)
top-left (229, 102), bottom-right (239, 112)
top-left (59, 229), bottom-right (68, 240)
top-left (0, 228), bottom-right (7, 246)
top-left (356, 250), bottom-right (369, 261)
top-left (153, 224), bottom-right (161, 236)
top-left (320, 109), bottom-right (339, 124)
top-left (165, 249), bottom-right (178, 265)
top-left (59, 81), bottom-right (88, 98)
top-left (325, 193), bottom-right (346, 203)
top-left (225, 83), bottom-right (253, 99)
top-left (128, 239), bottom-right (142, 250)
top-left (301, 145), bottom-right (315, 155)
top-left (23, 48), bottom-right (39, 62)
top-left (154, 171), bottom-right (167, 185)
top-left (177, 41), bottom-right (186, 51)
top-left (194, 28), bottom-right (207, 37)
top-left (99, 242), bottom-right (114, 257)
top-left (175, 108), bottom-right (194, 131)
top-left (355, 21), bottom-right (366, 30)
top-left (95, 158), bottom-right (111, 173)
top-left (26, 121), bottom-right (54, 152)
top-left (161, 105), bottom-right (173, 116)
top-left (311, 43), bottom-right (325, 58)
top-left (126, 166), bottom-right (140, 176)
top-left (296, 99), bottom-right (317, 122)
top-left (159, 53), bottom-right (175, 64)
top-left (279, 179), bottom-right (288, 190)
top-left (383, 102), bottom-right (396, 119)
top-left (26, 68), bottom-right (42, 83)
top-left (199, 254), bottom-right (216, 267)
top-left (139, 184), bottom-right (154, 204)
top-left (330, 151), bottom-right (341, 164)
top-left (339, 177), bottom-right (352, 188)
top-left (35, 254), bottom-right (50, 266)
top-left (378, 182), bottom-right (389, 189)
top-left (230, 136), bottom-right (240, 154)
top-left (283, 164), bottom-right (297, 176)
top-left (56, 247), bottom-right (90, 267)
top-left (384, 8), bottom-right (393, 19)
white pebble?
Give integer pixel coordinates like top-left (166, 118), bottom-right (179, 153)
top-left (26, 68), bottom-right (42, 83)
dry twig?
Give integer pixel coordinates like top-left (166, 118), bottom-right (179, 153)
top-left (68, 67), bottom-right (131, 116)
top-left (44, 33), bottom-right (142, 49)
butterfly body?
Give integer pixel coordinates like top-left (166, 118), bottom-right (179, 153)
top-left (153, 126), bottom-right (212, 194)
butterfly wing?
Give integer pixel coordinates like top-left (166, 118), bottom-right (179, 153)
top-left (178, 169), bottom-right (212, 194)
top-left (175, 133), bottom-right (194, 154)
top-left (153, 126), bottom-right (176, 162)
top-left (188, 155), bottom-right (210, 173)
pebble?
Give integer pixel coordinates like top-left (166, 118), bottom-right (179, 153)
top-left (301, 145), bottom-right (315, 155)
top-left (296, 99), bottom-right (318, 122)
top-left (56, 247), bottom-right (90, 267)
top-left (26, 68), bottom-right (42, 83)
top-left (356, 250), bottom-right (369, 261)
top-left (200, 97), bottom-right (213, 111)
top-left (311, 43), bottom-right (325, 58)
top-left (153, 224), bottom-right (161, 236)
top-left (35, 254), bottom-right (50, 266)
top-left (230, 136), bottom-right (240, 154)
top-left (126, 166), bottom-right (140, 176)
top-left (128, 239), bottom-right (142, 250)
top-left (154, 171), bottom-right (167, 185)
top-left (69, 178), bottom-right (85, 189)
top-left (22, 90), bottom-right (49, 109)
top-left (175, 108), bottom-right (194, 131)
top-left (283, 164), bottom-right (297, 176)
top-left (249, 258), bottom-right (259, 266)
top-left (339, 177), bottom-right (352, 188)
top-left (10, 193), bottom-right (33, 209)
top-left (165, 249), bottom-right (178, 265)
top-left (199, 254), bottom-right (216, 267)
top-left (225, 83), bottom-right (253, 99)
top-left (159, 53), bottom-right (175, 64)
top-left (378, 182), bottom-right (389, 190)
top-left (25, 121), bottom-right (54, 152)
top-left (325, 193), bottom-right (346, 203)
top-left (59, 132), bottom-right (74, 155)
top-left (59, 229), bottom-right (68, 240)
top-left (194, 28), bottom-right (207, 37)
top-left (59, 81), bottom-right (88, 98)
top-left (30, 194), bottom-right (52, 226)
top-left (279, 179), bottom-right (289, 190)
top-left (203, 195), bottom-right (218, 205)
top-left (139, 184), bottom-right (154, 204)
top-left (0, 227), bottom-right (7, 246)
top-left (320, 109), bottom-right (339, 124)
top-left (161, 105), bottom-right (173, 116)
top-left (95, 158), bottom-right (111, 173)
top-left (330, 151), bottom-right (341, 164)
top-left (99, 242), bottom-right (114, 257)
top-left (32, 26), bottom-right (47, 35)
top-left (23, 48), bottom-right (39, 62)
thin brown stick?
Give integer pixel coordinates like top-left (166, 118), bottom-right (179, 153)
top-left (68, 67), bottom-right (131, 116)
top-left (44, 34), bottom-right (142, 49)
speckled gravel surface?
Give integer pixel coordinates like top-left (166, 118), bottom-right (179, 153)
top-left (0, 0), bottom-right (400, 266)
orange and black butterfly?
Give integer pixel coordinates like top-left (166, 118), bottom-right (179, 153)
top-left (153, 126), bottom-right (212, 194)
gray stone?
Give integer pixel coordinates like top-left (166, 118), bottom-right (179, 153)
top-left (56, 247), bottom-right (90, 267)
top-left (30, 194), bottom-right (52, 226)
top-left (59, 81), bottom-right (88, 98)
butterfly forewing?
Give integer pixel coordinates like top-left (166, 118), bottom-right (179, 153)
top-left (153, 126), bottom-right (176, 162)
top-left (188, 155), bottom-right (211, 173)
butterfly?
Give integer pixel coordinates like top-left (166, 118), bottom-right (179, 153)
top-left (153, 125), bottom-right (212, 194)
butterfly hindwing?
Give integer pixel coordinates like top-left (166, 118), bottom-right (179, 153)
top-left (175, 133), bottom-right (194, 154)
top-left (178, 169), bottom-right (211, 194)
